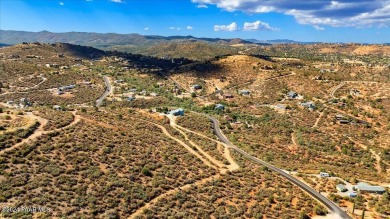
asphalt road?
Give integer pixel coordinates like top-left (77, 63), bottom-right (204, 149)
top-left (206, 115), bottom-right (352, 219)
top-left (330, 82), bottom-right (345, 99)
top-left (96, 76), bottom-right (111, 107)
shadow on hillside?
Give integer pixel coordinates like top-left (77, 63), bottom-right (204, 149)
top-left (54, 42), bottom-right (229, 78)
top-left (171, 60), bottom-right (223, 78)
top-left (248, 54), bottom-right (274, 62)
top-left (55, 43), bottom-right (195, 75)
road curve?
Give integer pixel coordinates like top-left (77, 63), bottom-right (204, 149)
top-left (330, 82), bottom-right (345, 99)
top-left (96, 76), bottom-right (112, 107)
top-left (204, 114), bottom-right (352, 219)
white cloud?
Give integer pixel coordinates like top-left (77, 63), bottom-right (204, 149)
top-left (85, 0), bottom-right (93, 2)
top-left (187, 26), bottom-right (194, 30)
top-left (243, 20), bottom-right (279, 31)
top-left (169, 26), bottom-right (184, 30)
top-left (214, 22), bottom-right (239, 31)
top-left (192, 0), bottom-right (390, 28)
top-left (111, 0), bottom-right (125, 3)
top-left (59, 2), bottom-right (64, 6)
top-left (196, 4), bottom-right (208, 8)
top-left (313, 25), bottom-right (325, 31)
top-left (144, 27), bottom-right (149, 31)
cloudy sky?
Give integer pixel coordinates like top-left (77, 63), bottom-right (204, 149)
top-left (1, 0), bottom-right (389, 43)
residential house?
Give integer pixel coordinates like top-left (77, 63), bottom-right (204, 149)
top-left (339, 120), bottom-right (350, 124)
top-left (215, 90), bottom-right (223, 94)
top-left (301, 101), bottom-right (316, 110)
top-left (335, 114), bottom-right (346, 120)
top-left (239, 90), bottom-right (251, 96)
top-left (140, 90), bottom-right (147, 96)
top-left (287, 91), bottom-right (298, 99)
top-left (355, 182), bottom-right (386, 194)
top-left (275, 104), bottom-right (288, 110)
top-left (224, 93), bottom-right (234, 99)
top-left (19, 98), bottom-right (31, 108)
top-left (170, 108), bottom-right (185, 116)
top-left (59, 84), bottom-right (76, 91)
top-left (192, 84), bottom-right (202, 90)
top-left (215, 104), bottom-right (225, 110)
top-left (53, 105), bottom-right (63, 111)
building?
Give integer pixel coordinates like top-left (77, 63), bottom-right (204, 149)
top-left (215, 104), bottom-right (225, 110)
top-left (355, 182), bottom-right (386, 194)
top-left (129, 88), bottom-right (137, 93)
top-left (126, 97), bottom-right (135, 102)
top-left (53, 105), bottom-right (62, 111)
top-left (339, 120), bottom-right (350, 124)
top-left (275, 104), bottom-right (288, 110)
top-left (114, 80), bottom-right (124, 84)
top-left (224, 93), bottom-right (234, 99)
top-left (59, 84), bottom-right (76, 91)
top-left (335, 114), bottom-right (345, 120)
top-left (320, 172), bottom-right (330, 177)
top-left (336, 184), bottom-right (348, 192)
top-left (239, 90), bottom-right (251, 96)
top-left (192, 84), bottom-right (202, 90)
top-left (301, 101), bottom-right (316, 110)
top-left (20, 98), bottom-right (32, 108)
top-left (287, 91), bottom-right (298, 99)
top-left (215, 90), bottom-right (223, 94)
top-left (140, 90), bottom-right (147, 96)
top-left (170, 108), bottom-right (185, 116)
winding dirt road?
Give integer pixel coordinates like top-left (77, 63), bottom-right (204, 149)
top-left (0, 111), bottom-right (80, 156)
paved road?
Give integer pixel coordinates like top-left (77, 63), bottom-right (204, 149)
top-left (96, 76), bottom-right (111, 107)
top-left (205, 114), bottom-right (352, 219)
top-left (330, 82), bottom-right (345, 99)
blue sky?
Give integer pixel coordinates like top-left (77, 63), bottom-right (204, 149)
top-left (0, 0), bottom-right (389, 43)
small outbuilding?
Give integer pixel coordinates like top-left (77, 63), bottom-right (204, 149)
top-left (336, 184), bottom-right (348, 192)
top-left (320, 172), bottom-right (330, 177)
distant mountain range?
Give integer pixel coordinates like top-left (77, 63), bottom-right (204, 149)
top-left (245, 39), bottom-right (320, 45)
top-left (0, 30), bottom-right (256, 47)
top-left (1, 30), bottom-right (388, 49)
